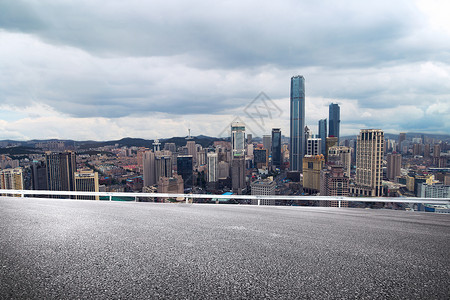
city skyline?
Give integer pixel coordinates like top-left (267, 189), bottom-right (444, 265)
top-left (0, 1), bottom-right (449, 141)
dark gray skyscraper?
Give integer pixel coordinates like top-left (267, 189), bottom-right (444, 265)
top-left (318, 119), bottom-right (327, 156)
top-left (329, 103), bottom-right (340, 142)
top-left (45, 151), bottom-right (76, 192)
top-left (271, 128), bottom-right (282, 168)
top-left (290, 75), bottom-right (305, 172)
top-left (177, 155), bottom-right (193, 189)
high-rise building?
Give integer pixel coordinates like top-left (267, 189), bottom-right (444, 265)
top-left (218, 161), bottom-right (230, 179)
top-left (387, 154), bottom-right (402, 181)
top-left (433, 144), bottom-right (442, 166)
top-left (254, 147), bottom-right (268, 169)
top-left (231, 155), bottom-right (246, 194)
top-left (74, 169), bottom-right (99, 200)
top-left (177, 155), bottom-right (193, 189)
top-left (155, 155), bottom-right (172, 180)
top-left (45, 151), bottom-right (76, 192)
top-left (163, 143), bottom-right (177, 153)
top-left (157, 175), bottom-right (184, 199)
top-left (31, 161), bottom-right (48, 190)
top-left (271, 129), bottom-right (282, 168)
top-left (0, 168), bottom-right (24, 191)
top-left (325, 136), bottom-right (338, 162)
top-left (247, 134), bottom-right (253, 144)
top-left (318, 119), bottom-right (327, 156)
top-left (207, 153), bottom-right (218, 183)
top-left (320, 165), bottom-right (349, 207)
top-left (304, 126), bottom-right (311, 156)
top-left (424, 144), bottom-right (431, 158)
top-left (231, 122), bottom-right (246, 158)
top-left (290, 75), bottom-right (305, 172)
top-left (413, 144), bottom-right (422, 156)
top-left (302, 155), bottom-right (325, 193)
top-left (262, 135), bottom-right (271, 155)
top-left (354, 129), bottom-right (384, 197)
top-left (306, 138), bottom-right (321, 156)
top-left (186, 140), bottom-right (197, 164)
top-left (418, 183), bottom-right (449, 198)
top-left (143, 151), bottom-right (156, 186)
top-left (433, 144), bottom-right (441, 158)
top-left (327, 146), bottom-right (352, 177)
top-left (251, 179), bottom-right (276, 205)
top-left (398, 133), bottom-right (406, 152)
top-left (328, 103), bottom-right (340, 142)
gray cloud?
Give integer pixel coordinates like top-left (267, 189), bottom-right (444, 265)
top-left (0, 0), bottom-right (449, 138)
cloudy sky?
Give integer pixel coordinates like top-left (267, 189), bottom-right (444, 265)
top-left (0, 0), bottom-right (449, 141)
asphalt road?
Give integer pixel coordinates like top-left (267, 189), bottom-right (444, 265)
top-left (1, 197), bottom-right (449, 299)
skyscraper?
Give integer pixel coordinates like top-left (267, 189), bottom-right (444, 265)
top-left (45, 151), bottom-right (76, 192)
top-left (327, 146), bottom-right (352, 177)
top-left (31, 161), bottom-right (48, 190)
top-left (155, 155), bottom-right (173, 180)
top-left (318, 119), bottom-right (327, 156)
top-left (329, 103), bottom-right (340, 142)
top-left (231, 155), bottom-right (246, 194)
top-left (143, 151), bottom-right (156, 187)
top-left (74, 169), bottom-right (99, 200)
top-left (398, 133), bottom-right (406, 153)
top-left (354, 129), bottom-right (384, 197)
top-left (177, 155), bottom-right (193, 189)
top-left (325, 136), bottom-right (338, 163)
top-left (0, 168), bottom-right (24, 191)
top-left (207, 152), bottom-right (218, 183)
top-left (290, 75), bottom-right (305, 172)
top-left (387, 153), bottom-right (402, 181)
top-left (263, 135), bottom-right (272, 155)
top-left (271, 128), bottom-right (282, 168)
top-left (302, 155), bottom-right (325, 193)
top-left (186, 140), bottom-right (197, 164)
top-left (320, 165), bottom-right (349, 207)
top-left (231, 122), bottom-right (245, 158)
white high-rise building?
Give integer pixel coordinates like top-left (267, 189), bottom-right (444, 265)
top-left (207, 153), bottom-right (218, 183)
top-left (354, 129), bottom-right (384, 197)
top-left (231, 122), bottom-right (245, 158)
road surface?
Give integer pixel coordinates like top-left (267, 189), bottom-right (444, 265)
top-left (1, 197), bottom-right (449, 299)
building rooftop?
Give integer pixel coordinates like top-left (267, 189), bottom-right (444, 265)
top-left (1, 197), bottom-right (449, 298)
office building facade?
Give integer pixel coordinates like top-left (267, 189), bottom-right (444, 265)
top-left (289, 75), bottom-right (305, 172)
top-left (74, 169), bottom-right (99, 200)
top-left (328, 103), bottom-right (340, 142)
top-left (177, 155), bottom-right (194, 189)
top-left (302, 155), bottom-right (325, 192)
top-left (271, 128), bottom-right (282, 168)
top-left (45, 151), bottom-right (76, 192)
top-left (318, 119), bottom-right (327, 156)
top-left (231, 122), bottom-right (245, 158)
top-left (0, 168), bottom-right (24, 191)
top-left (354, 129), bottom-right (384, 197)
top-left (387, 153), bottom-right (402, 181)
top-left (306, 138), bottom-right (321, 156)
top-left (207, 152), bottom-right (218, 183)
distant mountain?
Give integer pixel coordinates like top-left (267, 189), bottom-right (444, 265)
top-left (0, 146), bottom-right (42, 155)
top-left (0, 131), bottom-right (447, 154)
top-left (341, 132), bottom-right (450, 142)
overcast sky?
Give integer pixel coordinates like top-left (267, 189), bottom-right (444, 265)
top-left (0, 0), bottom-right (449, 141)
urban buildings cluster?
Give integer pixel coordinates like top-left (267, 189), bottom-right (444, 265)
top-left (0, 76), bottom-right (448, 211)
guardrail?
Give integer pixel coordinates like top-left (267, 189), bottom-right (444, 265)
top-left (1, 189), bottom-right (449, 206)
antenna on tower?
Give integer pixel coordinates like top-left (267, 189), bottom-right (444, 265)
top-left (186, 128), bottom-right (193, 140)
